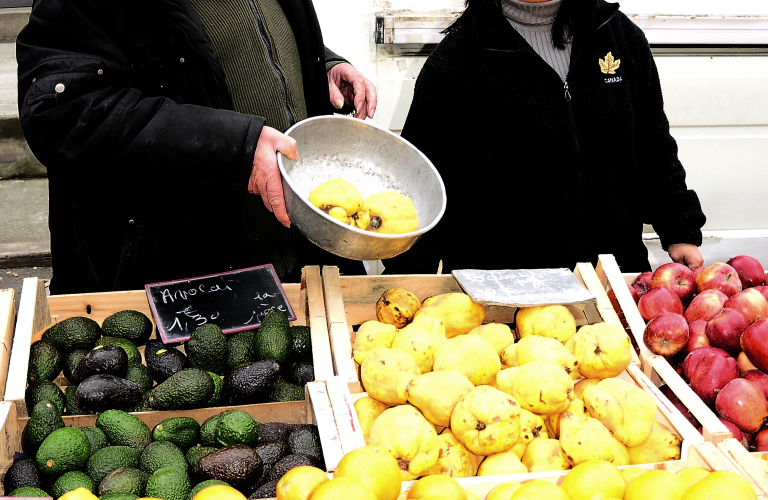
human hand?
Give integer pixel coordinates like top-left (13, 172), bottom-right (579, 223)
top-left (248, 126), bottom-right (298, 228)
top-left (328, 63), bottom-right (377, 119)
top-left (668, 243), bottom-right (704, 271)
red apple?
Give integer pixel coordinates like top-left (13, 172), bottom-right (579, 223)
top-left (660, 384), bottom-right (701, 430)
top-left (684, 289), bottom-right (728, 324)
top-left (643, 311), bottom-right (689, 356)
top-left (693, 266), bottom-right (706, 280)
top-left (740, 318), bottom-right (768, 374)
top-left (728, 255), bottom-right (766, 288)
top-left (681, 346), bottom-right (731, 382)
top-left (681, 320), bottom-right (710, 358)
top-left (691, 354), bottom-right (739, 405)
top-left (751, 425), bottom-right (768, 451)
top-left (721, 419), bottom-right (747, 447)
top-left (724, 288), bottom-right (768, 325)
top-left (738, 352), bottom-right (758, 373)
top-left (716, 378), bottom-right (768, 433)
top-left (631, 272), bottom-right (653, 298)
top-left (695, 262), bottom-right (743, 297)
top-left (740, 369), bottom-right (768, 399)
top-left (754, 286), bottom-right (768, 303)
top-left (705, 308), bottom-right (749, 356)
top-left (651, 263), bottom-right (696, 303)
top-left (638, 287), bottom-right (684, 321)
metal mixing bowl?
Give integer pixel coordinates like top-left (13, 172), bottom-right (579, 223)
top-left (278, 115), bottom-right (446, 261)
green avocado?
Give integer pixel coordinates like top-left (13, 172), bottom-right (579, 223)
top-left (185, 446), bottom-right (216, 472)
top-left (225, 330), bottom-right (257, 373)
top-left (25, 379), bottom-right (65, 416)
top-left (96, 410), bottom-right (153, 453)
top-left (206, 372), bottom-right (223, 407)
top-left (101, 310), bottom-right (153, 346)
top-left (86, 446), bottom-right (140, 485)
top-left (199, 414), bottom-right (224, 448)
top-left (63, 349), bottom-right (88, 384)
top-left (80, 426), bottom-right (108, 455)
top-left (152, 417), bottom-right (200, 450)
top-left (97, 468), bottom-right (149, 497)
top-left (52, 471), bottom-right (96, 499)
top-left (215, 410), bottom-right (260, 447)
top-left (139, 441), bottom-right (187, 475)
top-left (27, 339), bottom-right (64, 383)
top-left (98, 337), bottom-right (142, 367)
top-left (8, 486), bottom-right (50, 497)
top-left (289, 325), bottom-right (312, 359)
top-left (187, 479), bottom-right (230, 500)
top-left (36, 426), bottom-right (91, 476)
top-left (144, 466), bottom-right (191, 500)
top-left (22, 400), bottom-right (64, 457)
top-left (99, 494), bottom-right (140, 500)
top-left (42, 317), bottom-right (102, 353)
top-left (147, 368), bottom-right (214, 411)
top-left (65, 385), bottom-right (91, 416)
top-left (254, 310), bottom-right (291, 364)
top-left (125, 363), bottom-right (153, 393)
top-left (186, 324), bottom-right (227, 374)
top-left (268, 376), bottom-right (305, 403)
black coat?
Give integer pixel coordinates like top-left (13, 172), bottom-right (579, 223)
top-left (17, 0), bottom-right (345, 293)
top-left (388, 1), bottom-right (705, 274)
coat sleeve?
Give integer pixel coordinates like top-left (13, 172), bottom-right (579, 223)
top-left (631, 27), bottom-right (706, 250)
top-left (16, 0), bottom-right (262, 188)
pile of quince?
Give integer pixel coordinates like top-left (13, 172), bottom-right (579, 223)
top-left (352, 288), bottom-right (684, 482)
top-left (308, 178), bottom-right (419, 234)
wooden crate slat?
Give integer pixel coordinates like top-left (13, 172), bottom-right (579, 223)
top-left (0, 289), bottom-right (15, 401)
top-left (306, 381), bottom-right (345, 471)
top-left (595, 255), bottom-right (734, 444)
top-left (718, 439), bottom-right (768, 497)
top-left (305, 266), bottom-right (334, 382)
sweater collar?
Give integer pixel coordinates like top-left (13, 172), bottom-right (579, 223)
top-left (501, 0), bottom-right (562, 27)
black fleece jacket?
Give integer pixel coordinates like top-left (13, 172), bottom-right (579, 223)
top-left (387, 1), bottom-right (705, 274)
top-left (17, 0), bottom-right (347, 293)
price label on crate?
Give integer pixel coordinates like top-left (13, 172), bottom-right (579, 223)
top-left (145, 264), bottom-right (296, 343)
top-left (452, 268), bottom-right (597, 307)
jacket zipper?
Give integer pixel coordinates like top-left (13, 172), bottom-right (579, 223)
top-left (248, 0), bottom-right (296, 126)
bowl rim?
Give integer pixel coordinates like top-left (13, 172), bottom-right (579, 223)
top-left (277, 115), bottom-right (447, 240)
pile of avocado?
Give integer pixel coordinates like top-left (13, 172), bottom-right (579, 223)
top-left (25, 310), bottom-right (315, 416)
top-left (5, 407), bottom-right (325, 500)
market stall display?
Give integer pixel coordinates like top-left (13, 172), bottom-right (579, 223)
top-left (4, 267), bottom-right (333, 418)
top-left (0, 288), bottom-right (15, 401)
top-left (597, 254), bottom-right (768, 446)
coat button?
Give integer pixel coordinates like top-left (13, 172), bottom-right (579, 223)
top-left (180, 57), bottom-right (185, 63)
top-left (98, 69), bottom-right (103, 75)
top-left (55, 83), bottom-right (65, 93)
top-left (129, 219), bottom-right (134, 224)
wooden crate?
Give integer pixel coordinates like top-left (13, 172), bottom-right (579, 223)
top-left (718, 439), bottom-right (768, 498)
top-left (320, 261), bottom-right (712, 487)
top-left (322, 261), bottom-right (637, 392)
top-left (4, 266), bottom-right (334, 418)
top-left (594, 254), bottom-right (733, 444)
top-left (0, 378), bottom-right (352, 496)
top-left (0, 289), bottom-right (15, 401)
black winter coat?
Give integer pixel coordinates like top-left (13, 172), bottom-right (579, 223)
top-left (388, 1), bottom-right (705, 274)
top-left (17, 0), bottom-right (345, 293)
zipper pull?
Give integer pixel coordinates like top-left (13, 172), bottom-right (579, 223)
top-left (564, 81), bottom-right (572, 101)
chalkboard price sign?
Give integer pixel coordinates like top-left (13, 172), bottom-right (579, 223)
top-left (145, 264), bottom-right (296, 343)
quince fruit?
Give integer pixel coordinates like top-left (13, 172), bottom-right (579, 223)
top-left (568, 323), bottom-right (632, 379)
top-left (582, 378), bottom-right (656, 447)
top-left (503, 335), bottom-right (580, 380)
top-left (451, 385), bottom-right (522, 456)
top-left (365, 191), bottom-right (420, 234)
top-left (276, 466), bottom-right (328, 500)
top-left (407, 475), bottom-right (467, 500)
top-left (376, 288), bottom-right (421, 328)
top-left (516, 305), bottom-right (576, 343)
top-left (391, 314), bottom-right (446, 373)
top-left (360, 348), bottom-right (419, 405)
top-left (573, 378), bottom-right (601, 398)
top-left (496, 360), bottom-right (574, 415)
top-left (558, 412), bottom-right (616, 465)
top-left (521, 438), bottom-right (571, 473)
top-left (510, 409), bottom-right (549, 458)
top-left (477, 451), bottom-right (528, 476)
top-left (467, 323), bottom-right (515, 355)
top-left (433, 335), bottom-right (500, 385)
top-left (627, 421), bottom-right (681, 465)
top-left (334, 445), bottom-right (402, 500)
top-left (545, 397), bottom-right (589, 439)
top-left (423, 429), bottom-right (478, 477)
top-left (353, 320), bottom-right (398, 365)
top-left (610, 436), bottom-right (630, 466)
top-left (309, 477), bottom-right (376, 500)
top-left (406, 370), bottom-right (474, 427)
top-left (369, 405), bottom-right (439, 480)
top-left (309, 178), bottom-right (365, 218)
top-left (414, 293), bottom-right (484, 338)
top-left (354, 397), bottom-right (389, 443)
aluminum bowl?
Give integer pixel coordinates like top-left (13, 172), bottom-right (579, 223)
top-left (278, 115), bottom-right (446, 261)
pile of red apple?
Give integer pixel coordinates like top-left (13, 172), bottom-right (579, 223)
top-left (624, 256), bottom-right (768, 450)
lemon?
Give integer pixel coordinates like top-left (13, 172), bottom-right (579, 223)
top-left (406, 475), bottom-right (467, 500)
top-left (516, 305), bottom-right (576, 343)
top-left (676, 467), bottom-right (711, 488)
top-left (625, 470), bottom-right (687, 500)
top-left (621, 466), bottom-right (648, 486)
top-left (275, 466), bottom-right (328, 500)
top-left (334, 445), bottom-right (401, 500)
top-left (510, 480), bottom-right (569, 500)
top-left (310, 477), bottom-right (377, 500)
top-left (485, 482), bottom-right (522, 500)
top-left (59, 488), bottom-right (98, 500)
top-left (191, 484), bottom-right (247, 500)
top-left (560, 459), bottom-right (626, 500)
top-left (476, 451), bottom-right (528, 476)
top-left (681, 471), bottom-right (757, 500)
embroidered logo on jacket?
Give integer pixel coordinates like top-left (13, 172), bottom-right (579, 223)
top-left (599, 52), bottom-right (621, 74)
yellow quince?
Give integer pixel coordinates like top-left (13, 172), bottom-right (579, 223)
top-left (451, 385), bottom-right (522, 456)
top-left (309, 178), bottom-right (364, 217)
top-left (376, 288), bottom-right (421, 328)
top-left (627, 421), bottom-right (681, 465)
top-left (516, 305), bottom-right (576, 343)
top-left (365, 191), bottom-right (420, 234)
top-left (406, 370), bottom-right (475, 427)
top-left (360, 347), bottom-right (419, 405)
top-left (433, 334), bottom-right (500, 385)
top-left (568, 323), bottom-right (632, 379)
top-left (496, 360), bottom-right (574, 415)
top-left (467, 323), bottom-right (515, 355)
top-left (582, 378), bottom-right (656, 447)
top-left (423, 429), bottom-right (479, 478)
top-left (354, 397), bottom-right (389, 443)
top-left (369, 405), bottom-right (439, 480)
top-left (353, 320), bottom-right (398, 365)
top-left (521, 438), bottom-right (571, 473)
top-left (391, 314), bottom-right (446, 373)
top-left (414, 293), bottom-right (484, 338)
top-left (503, 335), bottom-right (580, 380)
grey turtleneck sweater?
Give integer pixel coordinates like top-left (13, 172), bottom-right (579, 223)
top-left (502, 0), bottom-right (572, 81)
